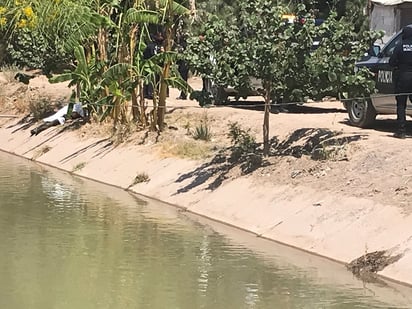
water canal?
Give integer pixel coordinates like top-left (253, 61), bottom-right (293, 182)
top-left (1, 151), bottom-right (411, 309)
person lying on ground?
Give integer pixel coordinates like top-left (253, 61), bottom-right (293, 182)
top-left (30, 102), bottom-right (84, 136)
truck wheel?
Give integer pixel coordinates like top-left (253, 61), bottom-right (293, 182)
top-left (212, 85), bottom-right (229, 105)
top-left (348, 98), bottom-right (376, 128)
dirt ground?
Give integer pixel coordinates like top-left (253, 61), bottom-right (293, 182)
top-left (1, 72), bottom-right (410, 212)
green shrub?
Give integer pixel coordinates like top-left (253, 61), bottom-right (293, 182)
top-left (6, 29), bottom-right (72, 72)
top-left (228, 121), bottom-right (256, 153)
top-left (192, 123), bottom-right (212, 141)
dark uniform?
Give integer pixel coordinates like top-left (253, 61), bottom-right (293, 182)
top-left (176, 37), bottom-right (189, 100)
top-left (389, 26), bottom-right (412, 138)
top-left (143, 33), bottom-right (164, 99)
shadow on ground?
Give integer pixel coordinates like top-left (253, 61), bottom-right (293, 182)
top-left (7, 114), bottom-right (116, 160)
top-left (341, 118), bottom-right (412, 138)
top-left (175, 128), bottom-right (364, 194)
top-left (224, 100), bottom-right (346, 114)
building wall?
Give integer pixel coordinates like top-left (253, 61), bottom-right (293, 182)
top-left (399, 5), bottom-right (412, 28)
top-left (371, 4), bottom-right (397, 43)
top-left (371, 3), bottom-right (412, 44)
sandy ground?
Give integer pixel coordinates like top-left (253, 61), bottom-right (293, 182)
top-left (2, 72), bottom-right (412, 287)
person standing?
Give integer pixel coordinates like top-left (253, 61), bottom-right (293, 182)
top-left (389, 25), bottom-right (412, 138)
top-left (176, 34), bottom-right (189, 100)
top-left (143, 32), bottom-right (164, 99)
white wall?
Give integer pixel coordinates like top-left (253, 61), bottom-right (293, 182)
top-left (371, 4), bottom-right (398, 43)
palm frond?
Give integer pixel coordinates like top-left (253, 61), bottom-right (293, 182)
top-left (104, 63), bottom-right (133, 81)
top-left (158, 0), bottom-right (190, 16)
top-left (124, 8), bottom-right (159, 24)
top-left (48, 72), bottom-right (74, 84)
top-left (73, 45), bottom-right (89, 75)
top-left (150, 51), bottom-right (179, 64)
top-left (165, 75), bottom-right (192, 93)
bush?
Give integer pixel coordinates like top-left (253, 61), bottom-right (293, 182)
top-left (6, 28), bottom-right (72, 72)
top-left (227, 121), bottom-right (256, 154)
top-left (29, 97), bottom-right (55, 120)
top-left (192, 123), bottom-right (211, 141)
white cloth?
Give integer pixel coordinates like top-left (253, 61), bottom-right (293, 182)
top-left (372, 0), bottom-right (412, 5)
top-left (43, 103), bottom-right (83, 125)
top-left (72, 102), bottom-right (84, 118)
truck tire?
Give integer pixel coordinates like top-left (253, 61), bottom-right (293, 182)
top-left (347, 98), bottom-right (376, 128)
top-left (211, 85), bottom-right (229, 105)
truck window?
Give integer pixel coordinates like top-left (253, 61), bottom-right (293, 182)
top-left (381, 34), bottom-right (402, 57)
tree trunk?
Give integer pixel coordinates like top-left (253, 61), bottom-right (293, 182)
top-left (98, 28), bottom-right (108, 62)
top-left (131, 89), bottom-right (140, 122)
top-left (367, 0), bottom-right (372, 17)
top-left (130, 24), bottom-right (140, 122)
top-left (157, 1), bottom-right (174, 131)
top-left (263, 82), bottom-right (271, 157)
top-left (189, 0), bottom-right (196, 18)
top-left (138, 79), bottom-right (148, 127)
top-left (158, 63), bottom-right (170, 131)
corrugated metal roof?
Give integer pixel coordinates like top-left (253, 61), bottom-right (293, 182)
top-left (373, 0), bottom-right (412, 5)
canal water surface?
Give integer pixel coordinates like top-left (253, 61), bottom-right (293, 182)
top-left (1, 151), bottom-right (412, 309)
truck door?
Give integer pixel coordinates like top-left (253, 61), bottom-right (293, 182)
top-left (371, 33), bottom-right (402, 112)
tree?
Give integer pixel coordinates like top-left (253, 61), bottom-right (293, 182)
top-left (186, 1), bottom-right (381, 156)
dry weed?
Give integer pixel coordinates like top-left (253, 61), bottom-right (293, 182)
top-left (32, 145), bottom-right (52, 160)
top-left (13, 94), bottom-right (30, 114)
top-left (72, 162), bottom-right (87, 172)
top-left (77, 121), bottom-right (113, 139)
top-left (1, 65), bottom-right (20, 84)
top-left (158, 136), bottom-right (213, 160)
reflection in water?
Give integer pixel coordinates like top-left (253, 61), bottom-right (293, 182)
top-left (198, 235), bottom-right (211, 295)
top-left (0, 151), bottom-right (412, 309)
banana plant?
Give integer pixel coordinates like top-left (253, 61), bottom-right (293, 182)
top-left (102, 42), bottom-right (189, 128)
top-left (49, 45), bottom-right (106, 116)
top-left (155, 0), bottom-right (190, 130)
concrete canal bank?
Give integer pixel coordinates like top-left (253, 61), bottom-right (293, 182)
top-left (2, 106), bottom-right (412, 289)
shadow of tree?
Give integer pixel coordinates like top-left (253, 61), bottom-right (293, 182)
top-left (229, 100), bottom-right (346, 114)
top-left (22, 118), bottom-right (89, 156)
top-left (270, 128), bottom-right (363, 159)
top-left (174, 128), bottom-right (364, 194)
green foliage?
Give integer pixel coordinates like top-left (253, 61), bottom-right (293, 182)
top-left (6, 29), bottom-right (46, 69)
top-left (6, 28), bottom-right (72, 70)
top-left (195, 0), bottom-right (239, 23)
top-left (186, 2), bottom-right (382, 104)
top-left (308, 12), bottom-right (382, 99)
top-left (189, 90), bottom-right (213, 107)
top-left (227, 121), bottom-right (263, 173)
top-left (192, 123), bottom-right (212, 141)
top-left (185, 15), bottom-right (252, 93)
top-left (49, 45), bottom-right (106, 113)
top-left (2, 0), bottom-right (192, 131)
top-left (227, 122), bottom-right (257, 154)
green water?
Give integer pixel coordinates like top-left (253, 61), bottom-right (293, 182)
top-left (0, 151), bottom-right (411, 309)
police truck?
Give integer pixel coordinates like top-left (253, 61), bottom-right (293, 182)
top-left (348, 25), bottom-right (412, 128)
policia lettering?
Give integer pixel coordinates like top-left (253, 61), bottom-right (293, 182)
top-left (377, 70), bottom-right (392, 84)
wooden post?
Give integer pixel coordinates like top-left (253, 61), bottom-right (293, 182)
top-left (263, 82), bottom-right (271, 157)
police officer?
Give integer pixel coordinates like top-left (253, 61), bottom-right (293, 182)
top-left (389, 25), bottom-right (412, 138)
top-left (143, 32), bottom-right (164, 99)
top-left (176, 33), bottom-right (189, 100)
